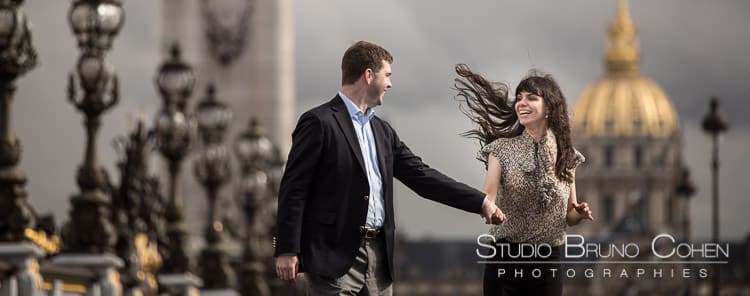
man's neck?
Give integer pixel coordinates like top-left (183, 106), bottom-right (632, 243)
top-left (341, 85), bottom-right (369, 113)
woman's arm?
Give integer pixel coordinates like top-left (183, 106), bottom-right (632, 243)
top-left (566, 179), bottom-right (594, 226)
top-left (481, 154), bottom-right (506, 224)
top-left (482, 154), bottom-right (501, 202)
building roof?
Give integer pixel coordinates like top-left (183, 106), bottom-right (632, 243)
top-left (572, 0), bottom-right (680, 139)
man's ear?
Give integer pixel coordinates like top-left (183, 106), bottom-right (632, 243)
top-left (363, 68), bottom-right (373, 84)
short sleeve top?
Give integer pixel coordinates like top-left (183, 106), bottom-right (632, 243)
top-left (478, 129), bottom-right (585, 246)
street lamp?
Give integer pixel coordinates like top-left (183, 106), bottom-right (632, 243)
top-left (112, 120), bottom-right (163, 296)
top-left (155, 45), bottom-right (195, 112)
top-left (48, 2), bottom-right (125, 295)
top-left (264, 145), bottom-right (284, 237)
top-left (675, 167), bottom-right (696, 296)
top-left (0, 2), bottom-right (44, 295)
top-left (234, 117), bottom-right (273, 296)
top-left (0, 0), bottom-right (37, 242)
top-left (68, 0), bottom-right (124, 54)
top-left (263, 145), bottom-right (284, 292)
top-left (153, 44), bottom-right (195, 274)
top-left (266, 146), bottom-right (284, 198)
top-left (701, 96), bottom-right (728, 296)
top-left (675, 168), bottom-right (696, 240)
top-left (61, 0), bottom-right (124, 254)
top-left (193, 84), bottom-right (236, 290)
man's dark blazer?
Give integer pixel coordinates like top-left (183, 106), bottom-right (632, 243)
top-left (275, 95), bottom-right (485, 279)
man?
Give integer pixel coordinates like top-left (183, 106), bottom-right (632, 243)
top-left (275, 41), bottom-right (502, 295)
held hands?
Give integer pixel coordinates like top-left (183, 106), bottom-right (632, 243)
top-left (275, 254), bottom-right (301, 283)
top-left (481, 202), bottom-right (506, 225)
top-left (572, 201), bottom-right (594, 221)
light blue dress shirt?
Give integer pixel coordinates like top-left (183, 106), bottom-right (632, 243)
top-left (340, 92), bottom-right (385, 228)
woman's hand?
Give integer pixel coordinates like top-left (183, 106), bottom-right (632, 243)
top-left (571, 201), bottom-right (593, 221)
top-left (482, 203), bottom-right (506, 225)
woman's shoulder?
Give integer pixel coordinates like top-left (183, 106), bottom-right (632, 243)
top-left (481, 137), bottom-right (509, 155)
top-left (488, 134), bottom-right (525, 147)
top-left (479, 136), bottom-right (525, 162)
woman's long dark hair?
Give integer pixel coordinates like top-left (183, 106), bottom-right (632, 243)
top-left (455, 64), bottom-right (577, 183)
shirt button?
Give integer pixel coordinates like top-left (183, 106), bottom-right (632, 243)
top-left (364, 195), bottom-right (369, 201)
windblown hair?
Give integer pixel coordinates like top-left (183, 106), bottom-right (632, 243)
top-left (455, 64), bottom-right (577, 182)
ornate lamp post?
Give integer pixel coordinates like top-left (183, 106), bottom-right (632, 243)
top-left (263, 145), bottom-right (284, 292)
top-left (675, 169), bottom-right (696, 242)
top-left (193, 84), bottom-right (236, 290)
top-left (266, 147), bottom-right (284, 198)
top-left (51, 2), bottom-right (125, 296)
top-left (112, 119), bottom-right (166, 296)
top-left (701, 97), bottom-right (728, 296)
top-left (0, 1), bottom-right (44, 296)
top-left (234, 117), bottom-right (273, 296)
top-left (153, 44), bottom-right (202, 295)
top-left (62, 0), bottom-right (124, 255)
top-left (154, 44), bottom-right (195, 274)
top-left (0, 0), bottom-right (37, 242)
top-left (675, 168), bottom-right (696, 296)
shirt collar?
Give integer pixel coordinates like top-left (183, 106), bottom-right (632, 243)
top-left (339, 91), bottom-right (375, 121)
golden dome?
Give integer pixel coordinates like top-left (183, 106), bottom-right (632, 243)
top-left (574, 76), bottom-right (679, 138)
top-left (572, 0), bottom-right (680, 138)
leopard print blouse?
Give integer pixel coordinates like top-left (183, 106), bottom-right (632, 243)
top-left (479, 129), bottom-right (584, 246)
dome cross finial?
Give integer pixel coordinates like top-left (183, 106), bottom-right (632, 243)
top-left (606, 0), bottom-right (639, 76)
top-left (617, 0), bottom-right (630, 21)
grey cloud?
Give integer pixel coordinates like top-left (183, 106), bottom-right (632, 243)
top-left (296, 0), bottom-right (750, 126)
top-left (293, 0), bottom-right (750, 240)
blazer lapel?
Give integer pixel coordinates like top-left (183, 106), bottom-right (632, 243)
top-left (330, 95), bottom-right (366, 174)
top-left (371, 118), bottom-right (389, 185)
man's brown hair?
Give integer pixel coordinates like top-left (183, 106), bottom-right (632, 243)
top-left (341, 41), bottom-right (393, 85)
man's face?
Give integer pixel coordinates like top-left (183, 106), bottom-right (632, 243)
top-left (366, 60), bottom-right (392, 107)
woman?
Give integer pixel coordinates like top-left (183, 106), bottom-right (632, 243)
top-left (455, 64), bottom-right (594, 295)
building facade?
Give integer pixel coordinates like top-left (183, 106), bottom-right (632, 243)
top-left (567, 0), bottom-right (688, 294)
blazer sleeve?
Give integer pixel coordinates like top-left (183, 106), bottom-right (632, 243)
top-left (275, 111), bottom-right (324, 256)
top-left (387, 122), bottom-right (484, 214)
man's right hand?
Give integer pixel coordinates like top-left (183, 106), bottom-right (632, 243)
top-left (275, 254), bottom-right (299, 282)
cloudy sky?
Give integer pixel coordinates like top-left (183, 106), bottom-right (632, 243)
top-left (18, 0), bottom-right (749, 243)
